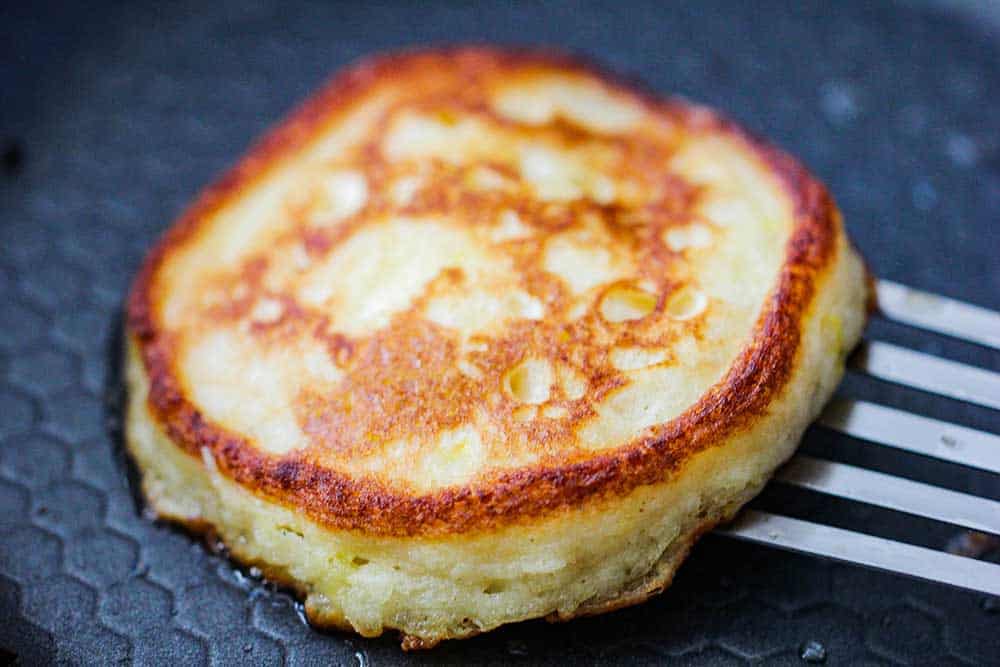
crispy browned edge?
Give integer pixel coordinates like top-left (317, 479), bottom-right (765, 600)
top-left (126, 45), bottom-right (845, 539)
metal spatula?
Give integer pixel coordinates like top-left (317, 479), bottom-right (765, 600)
top-left (718, 280), bottom-right (1000, 596)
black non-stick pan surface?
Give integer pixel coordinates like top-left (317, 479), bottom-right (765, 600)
top-left (2, 1), bottom-right (999, 664)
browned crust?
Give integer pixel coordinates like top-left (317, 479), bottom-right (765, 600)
top-left (126, 46), bottom-right (841, 538)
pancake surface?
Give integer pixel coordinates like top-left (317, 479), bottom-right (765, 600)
top-left (126, 48), bottom-right (869, 646)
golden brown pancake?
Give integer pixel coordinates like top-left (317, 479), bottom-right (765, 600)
top-left (125, 47), bottom-right (869, 648)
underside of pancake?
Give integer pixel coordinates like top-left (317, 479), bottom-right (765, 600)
top-left (125, 48), bottom-right (869, 647)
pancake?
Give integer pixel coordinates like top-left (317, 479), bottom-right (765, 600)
top-left (125, 47), bottom-right (870, 648)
